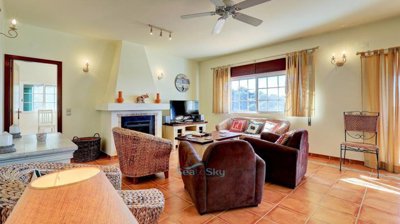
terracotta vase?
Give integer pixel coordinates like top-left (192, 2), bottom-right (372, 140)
top-left (116, 91), bottom-right (124, 103)
top-left (155, 93), bottom-right (161, 104)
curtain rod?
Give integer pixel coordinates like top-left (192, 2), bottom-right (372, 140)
top-left (210, 46), bottom-right (319, 70)
top-left (356, 45), bottom-right (400, 55)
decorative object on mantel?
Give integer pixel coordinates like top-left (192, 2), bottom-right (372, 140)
top-left (36, 133), bottom-right (47, 142)
top-left (331, 52), bottom-right (347, 67)
top-left (175, 74), bottom-right (190, 92)
top-left (0, 8), bottom-right (18, 39)
top-left (116, 91), bottom-right (124, 103)
top-left (72, 133), bottom-right (101, 162)
top-left (136, 94), bottom-right (149, 103)
top-left (9, 124), bottom-right (21, 138)
top-left (155, 93), bottom-right (161, 104)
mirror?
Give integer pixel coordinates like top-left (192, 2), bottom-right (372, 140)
top-left (4, 55), bottom-right (62, 134)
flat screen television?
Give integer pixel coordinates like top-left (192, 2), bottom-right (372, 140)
top-left (170, 100), bottom-right (199, 121)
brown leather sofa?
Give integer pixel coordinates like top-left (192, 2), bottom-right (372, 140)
top-left (178, 140), bottom-right (265, 214)
top-left (243, 130), bottom-right (309, 188)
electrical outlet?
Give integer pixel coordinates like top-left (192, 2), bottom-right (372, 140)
top-left (66, 108), bottom-right (72, 116)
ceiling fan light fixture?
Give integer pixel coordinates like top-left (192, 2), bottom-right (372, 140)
top-left (212, 17), bottom-right (226, 34)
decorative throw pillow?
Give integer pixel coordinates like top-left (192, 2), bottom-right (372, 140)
top-left (229, 119), bottom-right (247, 132)
top-left (275, 129), bottom-right (297, 145)
top-left (263, 121), bottom-right (278, 133)
top-left (244, 121), bottom-right (264, 134)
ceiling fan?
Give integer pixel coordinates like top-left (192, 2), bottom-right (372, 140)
top-left (181, 0), bottom-right (271, 34)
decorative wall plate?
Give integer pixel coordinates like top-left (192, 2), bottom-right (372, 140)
top-left (175, 74), bottom-right (190, 92)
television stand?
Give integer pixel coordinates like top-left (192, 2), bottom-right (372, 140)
top-left (162, 121), bottom-right (207, 149)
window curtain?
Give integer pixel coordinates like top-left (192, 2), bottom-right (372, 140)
top-left (212, 67), bottom-right (230, 114)
top-left (361, 48), bottom-right (400, 173)
top-left (285, 50), bottom-right (315, 117)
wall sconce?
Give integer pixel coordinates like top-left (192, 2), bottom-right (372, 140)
top-left (331, 52), bottom-right (347, 67)
top-left (83, 60), bottom-right (89, 73)
top-left (0, 17), bottom-right (18, 39)
top-left (157, 72), bottom-right (164, 80)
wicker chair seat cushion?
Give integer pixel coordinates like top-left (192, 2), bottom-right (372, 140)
top-left (340, 142), bottom-right (378, 151)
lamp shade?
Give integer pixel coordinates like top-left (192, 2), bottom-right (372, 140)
top-left (5, 167), bottom-right (138, 224)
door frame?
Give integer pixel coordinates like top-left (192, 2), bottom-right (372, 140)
top-left (4, 54), bottom-right (63, 132)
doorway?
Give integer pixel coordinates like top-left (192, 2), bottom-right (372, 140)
top-left (4, 55), bottom-right (62, 134)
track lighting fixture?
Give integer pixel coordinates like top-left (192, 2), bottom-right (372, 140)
top-left (148, 24), bottom-right (173, 41)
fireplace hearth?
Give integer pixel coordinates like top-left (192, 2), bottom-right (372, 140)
top-left (121, 115), bottom-right (155, 135)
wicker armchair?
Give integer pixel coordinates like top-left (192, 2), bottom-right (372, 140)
top-left (112, 127), bottom-right (173, 182)
top-left (0, 162), bottom-right (164, 224)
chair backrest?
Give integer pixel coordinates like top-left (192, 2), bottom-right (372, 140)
top-left (38, 110), bottom-right (53, 125)
top-left (285, 129), bottom-right (309, 150)
top-left (344, 111), bottom-right (379, 133)
top-left (343, 111), bottom-right (379, 143)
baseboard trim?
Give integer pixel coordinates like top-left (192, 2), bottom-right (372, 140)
top-left (308, 152), bottom-right (364, 165)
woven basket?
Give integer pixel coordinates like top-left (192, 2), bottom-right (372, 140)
top-left (72, 133), bottom-right (101, 162)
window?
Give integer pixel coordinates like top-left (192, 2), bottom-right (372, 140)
top-left (231, 72), bottom-right (286, 113)
top-left (23, 84), bottom-right (57, 112)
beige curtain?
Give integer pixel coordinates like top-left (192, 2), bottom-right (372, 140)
top-left (361, 48), bottom-right (400, 173)
top-left (285, 50), bottom-right (315, 117)
top-left (212, 67), bottom-right (230, 114)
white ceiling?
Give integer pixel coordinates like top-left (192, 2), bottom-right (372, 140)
top-left (5, 0), bottom-right (400, 60)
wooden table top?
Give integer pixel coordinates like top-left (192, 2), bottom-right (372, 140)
top-left (175, 131), bottom-right (241, 145)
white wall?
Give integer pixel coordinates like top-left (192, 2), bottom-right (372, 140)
top-left (2, 23), bottom-right (199, 138)
top-left (0, 0), bottom-right (6, 132)
top-left (199, 16), bottom-right (400, 161)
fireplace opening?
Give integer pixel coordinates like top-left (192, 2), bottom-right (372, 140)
top-left (121, 115), bottom-right (155, 135)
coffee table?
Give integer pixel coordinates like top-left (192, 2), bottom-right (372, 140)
top-left (175, 131), bottom-right (242, 156)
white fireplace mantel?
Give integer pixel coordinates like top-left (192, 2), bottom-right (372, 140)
top-left (97, 103), bottom-right (169, 156)
top-left (96, 103), bottom-right (169, 111)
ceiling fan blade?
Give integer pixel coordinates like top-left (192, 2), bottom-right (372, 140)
top-left (234, 0), bottom-right (270, 10)
top-left (181, 12), bottom-right (216, 19)
top-left (232, 12), bottom-right (263, 26)
top-left (210, 0), bottom-right (225, 7)
top-left (212, 17), bottom-right (226, 34)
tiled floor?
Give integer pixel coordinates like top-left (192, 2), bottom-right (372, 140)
top-left (82, 152), bottom-right (400, 224)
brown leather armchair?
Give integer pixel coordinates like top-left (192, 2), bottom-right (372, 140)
top-left (178, 140), bottom-right (265, 214)
top-left (243, 130), bottom-right (309, 188)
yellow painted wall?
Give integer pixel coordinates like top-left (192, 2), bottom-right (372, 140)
top-left (199, 16), bottom-right (400, 161)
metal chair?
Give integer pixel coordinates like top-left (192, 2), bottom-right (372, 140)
top-left (340, 111), bottom-right (380, 178)
top-left (38, 109), bottom-right (55, 133)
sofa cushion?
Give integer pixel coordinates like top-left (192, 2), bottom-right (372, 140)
top-left (263, 121), bottom-right (279, 133)
top-left (229, 119), bottom-right (247, 132)
top-left (275, 130), bottom-right (297, 145)
top-left (244, 121), bottom-right (264, 134)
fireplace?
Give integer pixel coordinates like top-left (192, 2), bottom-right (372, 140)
top-left (121, 115), bottom-right (155, 135)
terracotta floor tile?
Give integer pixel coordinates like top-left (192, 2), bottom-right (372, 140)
top-left (219, 209), bottom-right (262, 224)
top-left (280, 197), bottom-right (318, 216)
top-left (358, 205), bottom-right (400, 224)
top-left (317, 166), bottom-right (342, 175)
top-left (246, 201), bottom-right (275, 216)
top-left (306, 218), bottom-right (330, 224)
top-left (333, 179), bottom-right (367, 193)
top-left (174, 189), bottom-right (193, 203)
top-left (299, 181), bottom-right (331, 194)
top-left (169, 206), bottom-right (216, 224)
top-left (318, 195), bottom-right (359, 216)
top-left (262, 189), bottom-right (287, 204)
top-left (266, 207), bottom-right (308, 224)
top-left (327, 188), bottom-right (364, 204)
top-left (205, 217), bottom-right (231, 224)
top-left (163, 195), bottom-right (193, 215)
top-left (363, 197), bottom-right (400, 215)
top-left (265, 184), bottom-right (294, 194)
top-left (308, 173), bottom-right (340, 186)
top-left (365, 188), bottom-right (400, 204)
top-left (290, 188), bottom-right (324, 203)
top-left (255, 217), bottom-right (278, 224)
top-left (310, 207), bottom-right (355, 224)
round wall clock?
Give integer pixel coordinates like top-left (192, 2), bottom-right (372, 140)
top-left (175, 74), bottom-right (190, 92)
